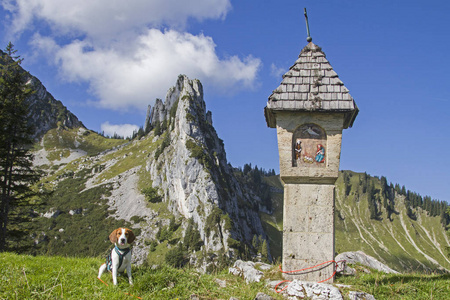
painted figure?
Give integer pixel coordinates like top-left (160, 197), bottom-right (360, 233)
top-left (294, 139), bottom-right (302, 160)
top-left (315, 144), bottom-right (325, 163)
top-left (303, 155), bottom-right (314, 164)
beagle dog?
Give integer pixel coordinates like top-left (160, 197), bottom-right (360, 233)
top-left (98, 228), bottom-right (136, 285)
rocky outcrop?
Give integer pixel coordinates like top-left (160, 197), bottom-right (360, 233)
top-left (228, 260), bottom-right (272, 283)
top-left (146, 75), bottom-right (269, 258)
top-left (26, 76), bottom-right (84, 139)
top-left (336, 251), bottom-right (399, 274)
top-left (0, 49), bottom-right (83, 140)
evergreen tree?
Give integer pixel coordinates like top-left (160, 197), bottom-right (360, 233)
top-left (260, 239), bottom-right (269, 263)
top-left (153, 121), bottom-right (161, 136)
top-left (343, 172), bottom-right (351, 196)
top-left (243, 163), bottom-right (251, 175)
top-left (361, 173), bottom-right (368, 193)
top-left (394, 183), bottom-right (401, 194)
top-left (183, 218), bottom-right (202, 252)
top-left (0, 43), bottom-right (40, 251)
top-left (401, 185), bottom-right (406, 195)
top-left (367, 181), bottom-right (378, 219)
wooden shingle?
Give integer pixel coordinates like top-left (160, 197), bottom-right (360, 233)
top-left (265, 42), bottom-right (359, 129)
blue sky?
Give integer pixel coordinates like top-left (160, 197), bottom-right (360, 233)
top-left (1, 0), bottom-right (449, 202)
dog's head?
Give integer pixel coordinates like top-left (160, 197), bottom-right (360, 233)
top-left (109, 228), bottom-right (135, 248)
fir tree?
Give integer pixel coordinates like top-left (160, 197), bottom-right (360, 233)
top-left (260, 239), bottom-right (269, 263)
top-left (343, 172), bottom-right (351, 196)
top-left (0, 43), bottom-right (40, 251)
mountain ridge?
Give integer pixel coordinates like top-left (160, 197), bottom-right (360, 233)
top-left (5, 57), bottom-right (449, 274)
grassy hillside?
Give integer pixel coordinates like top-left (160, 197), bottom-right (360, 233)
top-left (14, 129), bottom-right (150, 256)
top-left (260, 171), bottom-right (450, 273)
top-left (2, 252), bottom-right (449, 299)
top-left (335, 171), bottom-right (450, 273)
top-left (0, 252), bottom-right (282, 300)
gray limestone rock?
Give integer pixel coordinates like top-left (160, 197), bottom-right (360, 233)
top-left (146, 75), bottom-right (269, 259)
top-left (228, 260), bottom-right (272, 283)
top-left (284, 280), bottom-right (343, 300)
top-left (348, 291), bottom-right (376, 300)
top-left (336, 251), bottom-right (398, 274)
top-left (254, 292), bottom-right (273, 300)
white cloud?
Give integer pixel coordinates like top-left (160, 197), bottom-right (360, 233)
top-left (32, 29), bottom-right (261, 110)
top-left (100, 122), bottom-right (139, 139)
top-left (5, 0), bottom-right (231, 39)
top-left (270, 63), bottom-right (286, 78)
top-left (4, 0), bottom-right (261, 111)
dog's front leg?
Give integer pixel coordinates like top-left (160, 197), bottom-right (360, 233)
top-left (126, 263), bottom-right (133, 285)
top-left (112, 266), bottom-right (118, 285)
top-left (98, 263), bottom-right (106, 279)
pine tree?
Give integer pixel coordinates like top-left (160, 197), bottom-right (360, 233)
top-left (367, 181), bottom-right (378, 219)
top-left (343, 172), bottom-right (351, 196)
top-left (260, 239), bottom-right (269, 263)
top-left (0, 43), bottom-right (40, 251)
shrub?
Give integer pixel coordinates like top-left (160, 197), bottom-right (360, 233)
top-left (142, 187), bottom-right (162, 203)
top-left (165, 244), bottom-right (186, 268)
top-left (156, 225), bottom-right (172, 242)
top-left (183, 218), bottom-right (203, 252)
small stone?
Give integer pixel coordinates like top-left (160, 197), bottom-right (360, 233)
top-left (348, 291), bottom-right (376, 300)
top-left (215, 278), bottom-right (227, 288)
top-left (254, 292), bottom-right (273, 300)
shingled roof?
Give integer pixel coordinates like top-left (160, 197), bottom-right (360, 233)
top-left (264, 42), bottom-right (358, 129)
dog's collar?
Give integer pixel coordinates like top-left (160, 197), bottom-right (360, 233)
top-left (114, 245), bottom-right (131, 270)
top-left (115, 244), bottom-right (131, 253)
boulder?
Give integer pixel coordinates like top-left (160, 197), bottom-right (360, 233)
top-left (228, 260), bottom-right (272, 283)
top-left (284, 280), bottom-right (343, 300)
top-left (336, 251), bottom-right (398, 274)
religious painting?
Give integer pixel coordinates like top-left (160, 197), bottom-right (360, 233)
top-left (292, 123), bottom-right (327, 167)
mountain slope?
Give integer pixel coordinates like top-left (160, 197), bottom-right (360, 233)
top-left (334, 171), bottom-right (450, 273)
top-left (11, 57), bottom-right (449, 274)
top-left (25, 75), bottom-right (270, 269)
top-left (261, 171), bottom-right (450, 273)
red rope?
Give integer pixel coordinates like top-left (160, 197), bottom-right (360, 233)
top-left (275, 260), bottom-right (346, 293)
top-left (97, 277), bottom-right (142, 299)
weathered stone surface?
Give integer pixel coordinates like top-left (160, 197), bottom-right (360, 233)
top-left (254, 292), bottom-right (274, 300)
top-left (24, 75), bottom-right (84, 140)
top-left (348, 291), bottom-right (376, 300)
top-left (146, 75), bottom-right (269, 258)
top-left (284, 280), bottom-right (343, 300)
top-left (275, 112), bottom-right (344, 179)
top-left (282, 183), bottom-right (335, 282)
top-left (336, 251), bottom-right (398, 274)
top-left (228, 260), bottom-right (272, 283)
top-left (215, 278), bottom-right (227, 288)
top-left (41, 209), bottom-right (62, 219)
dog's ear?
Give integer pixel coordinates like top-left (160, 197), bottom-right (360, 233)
top-left (126, 228), bottom-right (135, 244)
top-left (109, 229), bottom-right (119, 244)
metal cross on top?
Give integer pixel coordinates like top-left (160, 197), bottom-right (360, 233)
top-left (304, 8), bottom-right (312, 43)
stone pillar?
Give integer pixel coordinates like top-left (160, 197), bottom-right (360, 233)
top-left (283, 183), bottom-right (335, 281)
top-left (275, 111), bottom-right (344, 282)
top-left (264, 42), bottom-right (358, 282)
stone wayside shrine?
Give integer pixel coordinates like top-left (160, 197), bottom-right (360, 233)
top-left (264, 12), bottom-right (358, 282)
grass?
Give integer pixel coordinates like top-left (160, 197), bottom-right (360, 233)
top-left (2, 253), bottom-right (450, 299)
top-left (42, 128), bottom-right (127, 157)
top-left (335, 267), bottom-right (450, 299)
top-left (333, 171), bottom-right (450, 273)
top-left (0, 252), bottom-right (284, 300)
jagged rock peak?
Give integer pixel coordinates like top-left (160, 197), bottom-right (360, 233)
top-left (146, 74), bottom-right (269, 260)
top-left (146, 75), bottom-right (206, 128)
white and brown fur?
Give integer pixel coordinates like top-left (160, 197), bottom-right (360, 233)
top-left (98, 228), bottom-right (135, 285)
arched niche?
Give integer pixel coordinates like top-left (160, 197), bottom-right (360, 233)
top-left (292, 123), bottom-right (327, 167)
